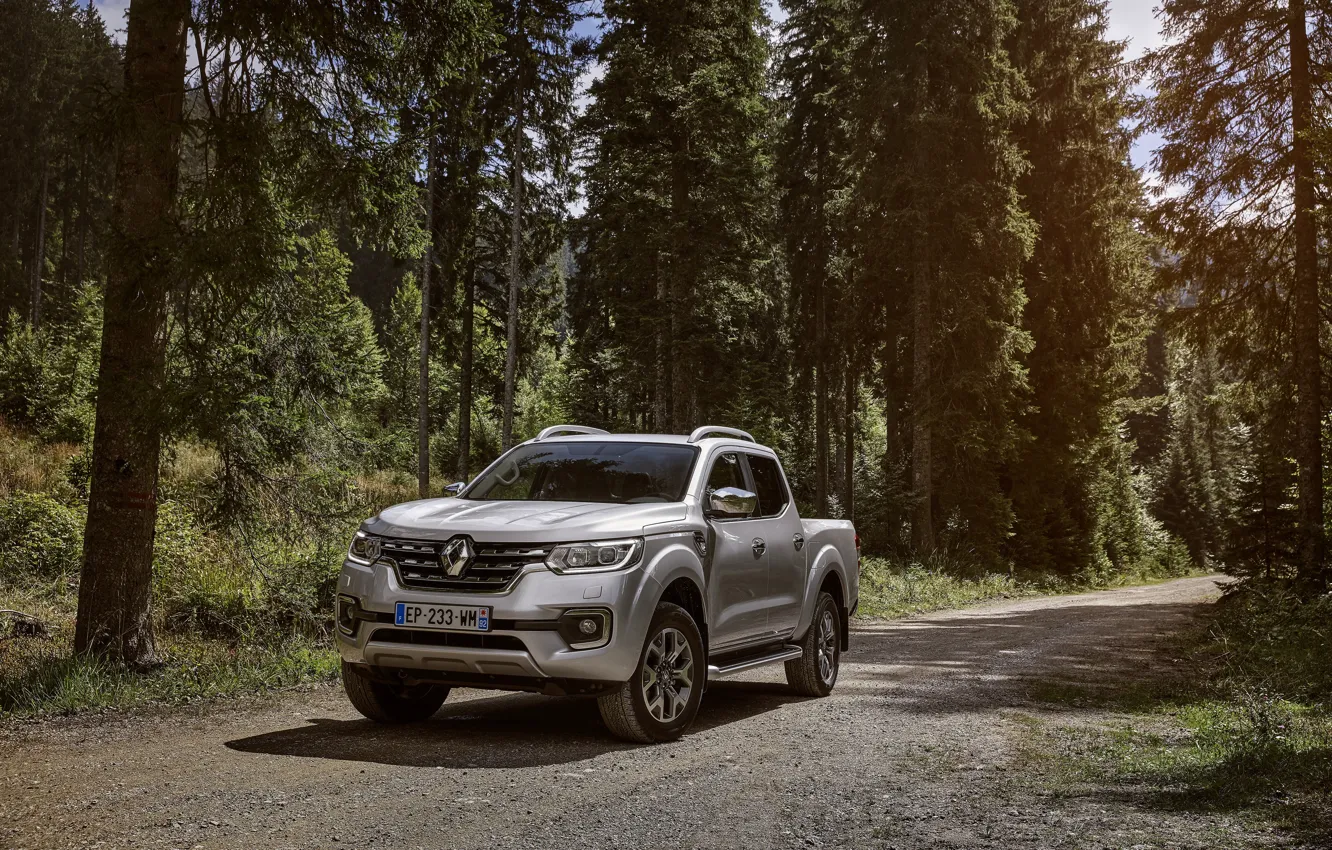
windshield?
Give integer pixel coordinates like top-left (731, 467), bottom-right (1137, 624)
top-left (465, 442), bottom-right (699, 504)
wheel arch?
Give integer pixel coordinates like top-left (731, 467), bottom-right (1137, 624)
top-left (657, 575), bottom-right (708, 655)
top-left (818, 569), bottom-right (849, 651)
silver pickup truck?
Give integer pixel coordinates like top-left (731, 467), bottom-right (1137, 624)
top-left (335, 425), bottom-right (859, 742)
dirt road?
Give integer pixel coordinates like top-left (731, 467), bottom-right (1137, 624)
top-left (3, 575), bottom-right (1279, 849)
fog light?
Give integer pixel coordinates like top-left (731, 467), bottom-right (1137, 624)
top-left (558, 608), bottom-right (612, 650)
top-left (337, 594), bottom-right (360, 637)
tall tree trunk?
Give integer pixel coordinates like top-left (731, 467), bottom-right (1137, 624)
top-left (30, 163), bottom-right (49, 328)
top-left (844, 357), bottom-right (855, 525)
top-left (418, 139), bottom-right (436, 499)
top-left (911, 240), bottom-right (933, 553)
top-left (502, 103), bottom-right (524, 450)
top-left (76, 148), bottom-right (89, 286)
top-left (75, 0), bottom-right (189, 666)
top-left (884, 365), bottom-right (901, 544)
top-left (669, 150), bottom-right (692, 432)
top-left (60, 155), bottom-right (74, 287)
top-left (654, 260), bottom-right (669, 430)
top-left (815, 274), bottom-right (829, 515)
top-left (1290, 0), bottom-right (1324, 583)
top-left (814, 147), bottom-right (830, 515)
top-left (457, 258), bottom-right (476, 480)
top-left (910, 56), bottom-right (934, 555)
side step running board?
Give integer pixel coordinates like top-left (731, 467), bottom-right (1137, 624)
top-left (707, 645), bottom-right (802, 680)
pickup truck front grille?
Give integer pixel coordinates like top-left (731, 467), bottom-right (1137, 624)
top-left (379, 539), bottom-right (550, 593)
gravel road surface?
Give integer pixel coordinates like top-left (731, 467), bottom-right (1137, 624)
top-left (4, 575), bottom-right (1290, 849)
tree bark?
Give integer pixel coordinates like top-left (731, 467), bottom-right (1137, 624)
top-left (1290, 0), bottom-right (1324, 583)
top-left (76, 148), bottom-right (88, 287)
top-left (669, 148), bottom-right (692, 433)
top-left (815, 275), bottom-right (829, 515)
top-left (75, 0), bottom-right (189, 666)
top-left (910, 56), bottom-right (934, 554)
top-left (30, 163), bottom-right (49, 328)
top-left (884, 364), bottom-right (901, 543)
top-left (654, 259), bottom-right (669, 430)
top-left (457, 258), bottom-right (475, 481)
top-left (502, 101), bottom-right (524, 450)
top-left (418, 138), bottom-right (436, 499)
top-left (844, 357), bottom-right (855, 525)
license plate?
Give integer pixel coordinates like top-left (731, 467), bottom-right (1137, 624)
top-left (394, 602), bottom-right (491, 632)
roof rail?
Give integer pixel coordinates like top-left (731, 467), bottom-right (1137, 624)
top-left (533, 425), bottom-right (610, 442)
top-left (687, 426), bottom-right (755, 444)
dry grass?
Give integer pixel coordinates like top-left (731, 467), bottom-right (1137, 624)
top-left (355, 468), bottom-right (420, 513)
top-left (0, 420), bottom-right (79, 501)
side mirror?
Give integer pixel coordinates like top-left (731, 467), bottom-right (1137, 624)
top-left (442, 482), bottom-right (466, 497)
top-left (705, 487), bottom-right (757, 519)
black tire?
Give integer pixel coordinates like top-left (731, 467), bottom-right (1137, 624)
top-left (598, 602), bottom-right (705, 743)
top-left (785, 591), bottom-right (840, 697)
top-left (341, 661), bottom-right (450, 723)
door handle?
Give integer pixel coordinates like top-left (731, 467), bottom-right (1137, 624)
top-left (792, 533), bottom-right (805, 551)
top-left (751, 538), bottom-right (766, 557)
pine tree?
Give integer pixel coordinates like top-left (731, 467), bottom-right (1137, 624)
top-left (491, 0), bottom-right (585, 449)
top-left (1146, 0), bottom-right (1329, 585)
top-left (852, 0), bottom-right (1034, 562)
top-left (1005, 0), bottom-right (1155, 576)
top-left (74, 0), bottom-right (189, 665)
top-left (574, 0), bottom-right (779, 433)
top-left (776, 0), bottom-right (856, 515)
top-left (74, 0), bottom-right (494, 662)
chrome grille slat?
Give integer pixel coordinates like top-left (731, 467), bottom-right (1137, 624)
top-left (377, 538), bottom-right (550, 593)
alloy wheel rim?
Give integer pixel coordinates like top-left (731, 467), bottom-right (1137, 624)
top-left (816, 609), bottom-right (837, 684)
top-left (641, 626), bottom-right (694, 723)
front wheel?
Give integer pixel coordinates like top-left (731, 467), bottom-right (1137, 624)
top-left (785, 591), bottom-right (840, 696)
top-left (342, 661), bottom-right (450, 723)
top-left (598, 602), bottom-right (704, 743)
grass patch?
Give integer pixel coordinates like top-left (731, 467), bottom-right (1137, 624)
top-left (1014, 582), bottom-right (1332, 843)
top-left (0, 634), bottom-right (338, 719)
top-left (856, 555), bottom-right (1038, 619)
top-left (0, 582), bottom-right (339, 719)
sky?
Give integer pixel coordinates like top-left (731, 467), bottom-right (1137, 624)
top-left (91, 0), bottom-right (1164, 169)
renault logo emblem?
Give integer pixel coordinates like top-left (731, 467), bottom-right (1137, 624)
top-left (440, 537), bottom-right (474, 577)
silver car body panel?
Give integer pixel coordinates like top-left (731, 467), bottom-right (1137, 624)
top-left (337, 435), bottom-right (858, 686)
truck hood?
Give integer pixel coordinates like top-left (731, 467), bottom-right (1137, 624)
top-left (364, 498), bottom-right (689, 543)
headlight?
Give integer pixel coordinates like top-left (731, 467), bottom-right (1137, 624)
top-left (348, 531), bottom-right (381, 564)
top-left (545, 538), bottom-right (643, 574)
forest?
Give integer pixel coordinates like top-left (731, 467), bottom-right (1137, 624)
top-left (0, 0), bottom-right (1328, 740)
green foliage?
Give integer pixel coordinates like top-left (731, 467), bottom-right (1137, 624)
top-left (857, 555), bottom-right (1035, 619)
top-left (572, 0), bottom-right (782, 431)
top-left (0, 631), bottom-right (339, 718)
top-left (0, 490), bottom-right (83, 580)
top-left (852, 0), bottom-right (1035, 563)
top-left (0, 287), bottom-right (100, 442)
top-left (0, 0), bottom-right (120, 314)
top-left (1208, 582), bottom-right (1332, 703)
top-left (0, 419), bottom-right (80, 500)
top-left (1005, 0), bottom-right (1157, 578)
top-left (1145, 0), bottom-right (1329, 584)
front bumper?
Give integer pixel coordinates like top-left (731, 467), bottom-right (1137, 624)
top-left (336, 557), bottom-right (658, 685)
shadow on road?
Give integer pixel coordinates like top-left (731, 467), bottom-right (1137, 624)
top-left (224, 680), bottom-right (807, 768)
top-left (225, 592), bottom-right (1215, 769)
